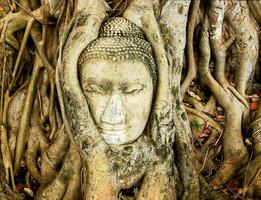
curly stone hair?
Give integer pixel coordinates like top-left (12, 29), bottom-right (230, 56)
top-left (78, 17), bottom-right (158, 88)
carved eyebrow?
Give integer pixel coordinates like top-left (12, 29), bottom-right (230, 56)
top-left (119, 79), bottom-right (143, 86)
top-left (85, 78), bottom-right (112, 91)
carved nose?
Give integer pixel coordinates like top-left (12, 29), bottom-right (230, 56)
top-left (101, 94), bottom-right (126, 125)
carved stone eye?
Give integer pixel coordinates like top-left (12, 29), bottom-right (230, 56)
top-left (86, 84), bottom-right (105, 94)
top-left (122, 84), bottom-right (144, 95)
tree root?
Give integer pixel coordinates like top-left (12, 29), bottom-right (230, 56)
top-left (185, 106), bottom-right (222, 133)
top-left (26, 125), bottom-right (48, 183)
top-left (240, 99), bottom-right (261, 197)
top-left (211, 154), bottom-right (248, 187)
top-left (210, 110), bottom-right (249, 186)
top-left (0, 152), bottom-right (25, 200)
top-left (226, 85), bottom-right (249, 109)
top-left (194, 148), bottom-right (216, 174)
top-left (36, 144), bottom-right (81, 200)
top-left (181, 0), bottom-right (200, 97)
top-left (238, 154), bottom-right (261, 196)
top-left (158, 1), bottom-right (200, 199)
top-left (40, 125), bottom-right (70, 186)
top-left (199, 17), bottom-right (249, 187)
top-left (0, 11), bottom-right (28, 50)
top-left (14, 54), bottom-right (43, 174)
top-left (200, 176), bottom-right (228, 200)
top-left (248, 1), bottom-right (261, 29)
top-left (184, 94), bottom-right (204, 111)
top-left (0, 0), bottom-right (260, 198)
top-left (57, 0), bottom-right (109, 159)
top-left (173, 108), bottom-right (200, 200)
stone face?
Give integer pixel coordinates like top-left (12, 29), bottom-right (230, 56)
top-left (80, 59), bottom-right (154, 145)
top-left (58, 16), bottom-right (175, 199)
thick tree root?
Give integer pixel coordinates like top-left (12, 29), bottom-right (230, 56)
top-left (36, 144), bottom-right (81, 200)
top-left (199, 17), bottom-right (249, 187)
top-left (210, 111), bottom-right (248, 186)
top-left (40, 126), bottom-right (70, 186)
top-left (241, 102), bottom-right (261, 197)
top-left (26, 124), bottom-right (49, 183)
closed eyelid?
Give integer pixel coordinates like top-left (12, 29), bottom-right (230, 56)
top-left (120, 83), bottom-right (145, 92)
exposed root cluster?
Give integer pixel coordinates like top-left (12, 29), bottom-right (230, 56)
top-left (0, 0), bottom-right (260, 199)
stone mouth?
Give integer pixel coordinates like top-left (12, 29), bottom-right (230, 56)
top-left (99, 123), bottom-right (129, 133)
top-left (100, 129), bottom-right (127, 135)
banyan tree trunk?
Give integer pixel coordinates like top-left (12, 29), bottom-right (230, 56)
top-left (0, 0), bottom-right (260, 199)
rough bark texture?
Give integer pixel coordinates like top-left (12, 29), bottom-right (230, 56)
top-left (0, 0), bottom-right (260, 199)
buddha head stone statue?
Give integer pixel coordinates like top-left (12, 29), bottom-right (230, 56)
top-left (78, 17), bottom-right (157, 145)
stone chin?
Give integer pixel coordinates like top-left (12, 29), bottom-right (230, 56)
top-left (101, 130), bottom-right (142, 145)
